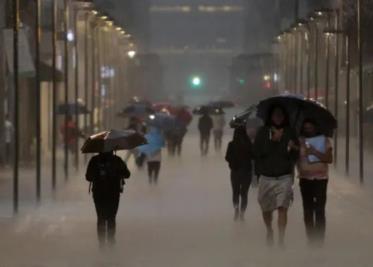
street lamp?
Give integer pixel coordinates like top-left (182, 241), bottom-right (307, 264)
top-left (324, 28), bottom-right (351, 174)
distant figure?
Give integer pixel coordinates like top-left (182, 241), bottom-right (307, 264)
top-left (169, 120), bottom-right (187, 156)
top-left (198, 113), bottom-right (213, 156)
top-left (86, 151), bottom-right (131, 248)
top-left (147, 148), bottom-right (162, 185)
top-left (254, 105), bottom-right (298, 247)
top-left (4, 114), bottom-right (13, 165)
top-left (297, 118), bottom-right (332, 247)
top-left (225, 127), bottom-right (253, 221)
top-left (212, 111), bottom-right (226, 151)
top-left (125, 117), bottom-right (146, 164)
top-left (60, 115), bottom-right (79, 153)
top-left (137, 127), bottom-right (165, 184)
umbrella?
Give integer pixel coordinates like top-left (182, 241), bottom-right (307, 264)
top-left (117, 104), bottom-right (155, 118)
top-left (81, 129), bottom-right (147, 153)
top-left (137, 128), bottom-right (165, 157)
top-left (257, 95), bottom-right (337, 136)
top-left (230, 105), bottom-right (262, 129)
top-left (208, 100), bottom-right (235, 109)
top-left (146, 112), bottom-right (176, 131)
top-left (58, 103), bottom-right (90, 115)
top-left (129, 96), bottom-right (152, 106)
top-left (193, 105), bottom-right (221, 115)
top-left (364, 105), bottom-right (373, 123)
top-left (152, 102), bottom-right (176, 114)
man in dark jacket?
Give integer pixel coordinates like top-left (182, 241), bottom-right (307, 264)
top-left (198, 113), bottom-right (213, 156)
top-left (86, 151), bottom-right (131, 247)
top-left (254, 105), bottom-right (298, 247)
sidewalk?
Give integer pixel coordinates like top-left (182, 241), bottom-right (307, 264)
top-left (1, 134), bottom-right (373, 266)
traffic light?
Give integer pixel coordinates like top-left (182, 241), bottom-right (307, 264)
top-left (189, 75), bottom-right (203, 89)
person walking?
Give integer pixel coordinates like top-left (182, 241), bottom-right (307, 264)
top-left (198, 112), bottom-right (213, 156)
top-left (147, 148), bottom-right (162, 185)
top-left (138, 127), bottom-right (165, 184)
top-left (86, 151), bottom-right (131, 248)
top-left (297, 118), bottom-right (332, 247)
top-left (254, 105), bottom-right (298, 247)
top-left (225, 127), bottom-right (253, 221)
top-left (212, 110), bottom-right (226, 151)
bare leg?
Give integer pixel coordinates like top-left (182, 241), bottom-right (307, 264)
top-left (278, 207), bottom-right (288, 247)
top-left (263, 211), bottom-right (274, 246)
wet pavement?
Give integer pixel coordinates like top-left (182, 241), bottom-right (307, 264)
top-left (1, 134), bottom-right (373, 267)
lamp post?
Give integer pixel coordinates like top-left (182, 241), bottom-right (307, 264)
top-left (51, 0), bottom-right (58, 190)
top-left (357, 0), bottom-right (364, 183)
top-left (35, 0), bottom-right (42, 202)
top-left (63, 0), bottom-right (70, 180)
top-left (324, 28), bottom-right (351, 174)
top-left (13, 0), bottom-right (20, 214)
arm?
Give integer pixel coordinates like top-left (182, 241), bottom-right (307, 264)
top-left (117, 157), bottom-right (131, 179)
top-left (85, 158), bottom-right (97, 182)
top-left (307, 139), bottom-right (333, 164)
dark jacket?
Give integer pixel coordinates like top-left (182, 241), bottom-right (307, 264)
top-left (198, 115), bottom-right (213, 134)
top-left (225, 140), bottom-right (253, 172)
top-left (254, 126), bottom-right (298, 177)
top-left (86, 153), bottom-right (131, 195)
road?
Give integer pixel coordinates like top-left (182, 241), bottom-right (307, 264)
top-left (1, 133), bottom-right (373, 267)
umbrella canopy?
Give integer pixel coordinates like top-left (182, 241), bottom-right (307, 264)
top-left (57, 102), bottom-right (90, 115)
top-left (230, 105), bottom-right (262, 129)
top-left (129, 96), bottom-right (152, 106)
top-left (146, 112), bottom-right (176, 131)
top-left (257, 95), bottom-right (337, 136)
top-left (137, 127), bottom-right (165, 157)
top-left (117, 104), bottom-right (155, 118)
top-left (208, 100), bottom-right (235, 109)
top-left (193, 106), bottom-right (223, 115)
top-left (81, 129), bottom-right (147, 153)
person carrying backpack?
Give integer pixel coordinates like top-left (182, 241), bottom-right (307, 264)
top-left (225, 126), bottom-right (253, 221)
top-left (86, 151), bottom-right (131, 248)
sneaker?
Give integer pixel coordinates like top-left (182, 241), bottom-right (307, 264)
top-left (234, 208), bottom-right (239, 221)
top-left (266, 230), bottom-right (274, 247)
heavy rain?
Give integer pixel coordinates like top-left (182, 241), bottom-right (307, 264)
top-left (1, 0), bottom-right (373, 266)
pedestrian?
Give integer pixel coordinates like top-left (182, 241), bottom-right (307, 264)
top-left (254, 105), bottom-right (298, 247)
top-left (212, 110), bottom-right (226, 151)
top-left (4, 114), bottom-right (13, 165)
top-left (138, 127), bottom-right (165, 184)
top-left (225, 126), bottom-right (253, 221)
top-left (198, 112), bottom-right (213, 156)
top-left (147, 148), bottom-right (162, 185)
top-left (60, 115), bottom-right (80, 153)
top-left (86, 151), bottom-right (131, 248)
top-left (297, 118), bottom-right (333, 247)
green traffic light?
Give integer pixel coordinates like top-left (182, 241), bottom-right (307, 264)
top-left (189, 75), bottom-right (203, 89)
top-left (192, 77), bottom-right (201, 86)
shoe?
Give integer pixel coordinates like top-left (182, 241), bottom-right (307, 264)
top-left (234, 208), bottom-right (239, 221)
top-left (239, 212), bottom-right (245, 221)
top-left (266, 230), bottom-right (274, 247)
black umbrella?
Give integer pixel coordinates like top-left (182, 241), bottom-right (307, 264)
top-left (208, 100), bottom-right (235, 109)
top-left (193, 105), bottom-right (224, 115)
top-left (257, 95), bottom-right (337, 137)
top-left (81, 129), bottom-right (147, 154)
top-left (58, 103), bottom-right (90, 115)
top-left (230, 105), bottom-right (261, 129)
top-left (117, 104), bottom-right (155, 118)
